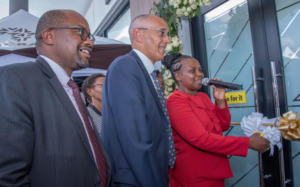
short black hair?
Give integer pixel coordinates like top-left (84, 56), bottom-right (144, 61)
top-left (154, 70), bottom-right (162, 77)
top-left (82, 73), bottom-right (105, 103)
top-left (35, 10), bottom-right (68, 47)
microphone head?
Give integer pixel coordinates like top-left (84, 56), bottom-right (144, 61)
top-left (202, 78), bottom-right (209, 86)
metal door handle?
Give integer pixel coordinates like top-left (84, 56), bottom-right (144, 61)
top-left (252, 67), bottom-right (264, 187)
top-left (270, 61), bottom-right (286, 187)
top-left (251, 67), bottom-right (259, 112)
top-left (270, 62), bottom-right (280, 117)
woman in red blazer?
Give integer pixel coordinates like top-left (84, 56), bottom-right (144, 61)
top-left (162, 53), bottom-right (270, 187)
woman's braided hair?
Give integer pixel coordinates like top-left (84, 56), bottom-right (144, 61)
top-left (161, 53), bottom-right (192, 84)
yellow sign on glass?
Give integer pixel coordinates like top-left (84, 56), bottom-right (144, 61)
top-left (225, 91), bottom-right (246, 104)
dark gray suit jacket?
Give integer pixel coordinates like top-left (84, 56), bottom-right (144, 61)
top-left (0, 56), bottom-right (111, 187)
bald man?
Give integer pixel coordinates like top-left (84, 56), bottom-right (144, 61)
top-left (0, 10), bottom-right (110, 187)
top-left (101, 15), bottom-right (172, 186)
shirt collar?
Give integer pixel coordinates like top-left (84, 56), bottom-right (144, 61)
top-left (40, 55), bottom-right (71, 86)
top-left (133, 49), bottom-right (155, 75)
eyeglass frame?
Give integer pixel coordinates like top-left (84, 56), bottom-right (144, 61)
top-left (91, 83), bottom-right (104, 88)
top-left (48, 26), bottom-right (95, 42)
top-left (138, 27), bottom-right (169, 38)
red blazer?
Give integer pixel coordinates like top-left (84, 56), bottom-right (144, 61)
top-left (167, 89), bottom-right (249, 183)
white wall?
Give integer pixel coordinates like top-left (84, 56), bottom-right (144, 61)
top-left (179, 18), bottom-right (192, 56)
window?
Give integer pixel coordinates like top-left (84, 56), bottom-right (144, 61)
top-left (105, 7), bottom-right (131, 44)
top-left (0, 0), bottom-right (9, 19)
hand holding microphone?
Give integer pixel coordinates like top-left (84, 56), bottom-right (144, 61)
top-left (204, 78), bottom-right (227, 108)
top-left (201, 78), bottom-right (243, 108)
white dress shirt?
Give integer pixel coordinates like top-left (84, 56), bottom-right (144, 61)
top-left (40, 55), bottom-right (97, 162)
top-left (133, 49), bottom-right (156, 88)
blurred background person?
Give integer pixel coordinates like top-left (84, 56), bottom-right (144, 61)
top-left (154, 69), bottom-right (166, 97)
top-left (82, 73), bottom-right (105, 137)
top-left (162, 53), bottom-right (270, 187)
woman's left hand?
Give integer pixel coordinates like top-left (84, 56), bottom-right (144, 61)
top-left (211, 78), bottom-right (226, 108)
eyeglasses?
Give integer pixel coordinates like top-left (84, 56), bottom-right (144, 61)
top-left (138, 28), bottom-right (169, 38)
top-left (48, 26), bottom-right (95, 42)
top-left (91, 83), bottom-right (104, 88)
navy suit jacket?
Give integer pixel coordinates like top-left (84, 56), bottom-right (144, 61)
top-left (101, 50), bottom-right (169, 186)
top-left (0, 57), bottom-right (111, 187)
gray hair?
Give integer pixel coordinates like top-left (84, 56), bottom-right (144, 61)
top-left (128, 14), bottom-right (152, 41)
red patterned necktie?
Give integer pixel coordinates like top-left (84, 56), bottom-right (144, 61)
top-left (68, 79), bottom-right (107, 187)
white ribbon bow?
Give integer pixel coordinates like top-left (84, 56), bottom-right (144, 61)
top-left (262, 126), bottom-right (282, 156)
top-left (241, 112), bottom-right (282, 156)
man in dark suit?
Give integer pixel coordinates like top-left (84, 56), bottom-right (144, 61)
top-left (0, 10), bottom-right (110, 187)
top-left (101, 15), bottom-right (173, 186)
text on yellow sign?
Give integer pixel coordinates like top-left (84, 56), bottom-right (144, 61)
top-left (225, 91), bottom-right (247, 104)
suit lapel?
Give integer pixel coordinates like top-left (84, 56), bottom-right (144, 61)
top-left (36, 57), bottom-right (98, 170)
top-left (128, 51), bottom-right (166, 119)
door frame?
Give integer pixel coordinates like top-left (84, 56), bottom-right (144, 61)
top-left (191, 0), bottom-right (294, 186)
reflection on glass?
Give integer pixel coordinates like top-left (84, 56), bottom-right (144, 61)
top-left (275, 0), bottom-right (300, 186)
top-left (107, 8), bottom-right (131, 44)
top-left (204, 0), bottom-right (259, 186)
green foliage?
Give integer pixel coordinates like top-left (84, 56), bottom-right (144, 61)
top-left (150, 0), bottom-right (211, 97)
top-left (151, 0), bottom-right (178, 38)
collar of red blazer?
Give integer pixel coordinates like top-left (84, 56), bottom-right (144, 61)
top-left (171, 89), bottom-right (215, 111)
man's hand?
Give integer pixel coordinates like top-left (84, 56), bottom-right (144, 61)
top-left (249, 133), bottom-right (270, 153)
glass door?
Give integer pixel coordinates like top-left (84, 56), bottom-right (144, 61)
top-left (275, 0), bottom-right (300, 186)
top-left (203, 0), bottom-right (259, 186)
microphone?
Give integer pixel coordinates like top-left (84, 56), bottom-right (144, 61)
top-left (202, 78), bottom-right (243, 90)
